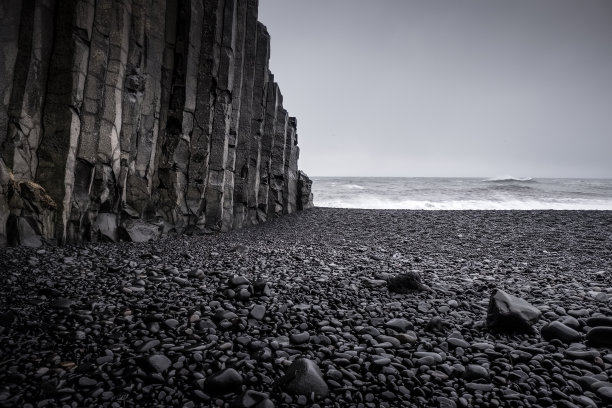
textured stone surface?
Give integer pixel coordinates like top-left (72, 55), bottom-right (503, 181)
top-left (298, 171), bottom-right (314, 210)
top-left (487, 289), bottom-right (542, 333)
top-left (0, 0), bottom-right (313, 246)
top-left (277, 358), bottom-right (329, 398)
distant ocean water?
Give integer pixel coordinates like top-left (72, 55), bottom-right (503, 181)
top-left (311, 177), bottom-right (612, 210)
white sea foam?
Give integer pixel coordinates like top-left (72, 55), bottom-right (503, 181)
top-left (311, 177), bottom-right (612, 210)
top-left (483, 176), bottom-right (534, 182)
top-left (314, 196), bottom-right (612, 210)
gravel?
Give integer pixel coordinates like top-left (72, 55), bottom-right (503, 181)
top-left (0, 208), bottom-right (611, 407)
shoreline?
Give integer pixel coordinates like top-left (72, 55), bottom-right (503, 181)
top-left (1, 208), bottom-right (611, 407)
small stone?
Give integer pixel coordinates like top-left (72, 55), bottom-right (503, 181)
top-left (290, 332), bottom-right (310, 345)
top-left (438, 397), bottom-right (457, 408)
top-left (78, 377), bottom-right (97, 387)
top-left (164, 318), bottom-right (179, 329)
top-left (138, 339), bottom-right (160, 352)
top-left (372, 358), bottom-right (391, 367)
top-left (230, 276), bottom-right (250, 287)
top-left (586, 327), bottom-right (612, 347)
top-left (146, 355), bottom-right (171, 373)
top-left (463, 365), bottom-right (489, 381)
top-left (384, 318), bottom-right (413, 332)
top-left (250, 305), bottom-right (266, 321)
top-left (231, 390), bottom-right (268, 408)
top-left (597, 387), bottom-right (612, 403)
top-left (541, 321), bottom-right (581, 343)
top-left (447, 337), bottom-right (470, 348)
top-left (586, 317), bottom-right (612, 327)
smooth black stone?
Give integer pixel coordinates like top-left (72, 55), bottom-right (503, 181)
top-left (290, 332), bottom-right (310, 345)
top-left (541, 321), bottom-right (581, 343)
top-left (204, 368), bottom-right (244, 395)
top-left (586, 316), bottom-right (612, 328)
top-left (138, 339), bottom-right (160, 352)
top-left (231, 390), bottom-right (268, 408)
top-left (385, 318), bottom-right (412, 332)
top-left (145, 355), bottom-right (171, 373)
top-left (486, 289), bottom-right (541, 333)
top-left (463, 365), bottom-right (489, 381)
top-left (586, 327), bottom-right (612, 347)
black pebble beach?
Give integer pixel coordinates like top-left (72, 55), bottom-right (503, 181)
top-left (1, 208), bottom-right (612, 407)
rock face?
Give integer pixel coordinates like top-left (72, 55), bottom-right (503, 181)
top-left (486, 289), bottom-right (541, 333)
top-left (0, 0), bottom-right (313, 246)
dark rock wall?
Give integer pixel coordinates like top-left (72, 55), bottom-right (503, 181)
top-left (0, 0), bottom-right (313, 246)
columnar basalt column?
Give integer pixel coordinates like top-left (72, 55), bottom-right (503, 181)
top-left (203, 0), bottom-right (237, 230)
top-left (36, 0), bottom-right (95, 244)
top-left (186, 0), bottom-right (223, 228)
top-left (0, 0), bottom-right (24, 166)
top-left (269, 106), bottom-right (287, 217)
top-left (222, 0), bottom-right (248, 232)
top-left (1, 0), bottom-right (313, 246)
top-left (232, 0), bottom-right (258, 229)
top-left (247, 22), bottom-right (270, 225)
top-left (283, 116), bottom-right (299, 214)
top-left (256, 78), bottom-right (279, 222)
top-left (2, 0), bottom-right (56, 181)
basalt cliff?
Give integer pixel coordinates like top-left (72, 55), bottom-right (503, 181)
top-left (0, 0), bottom-right (313, 246)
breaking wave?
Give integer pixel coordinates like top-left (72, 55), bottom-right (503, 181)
top-left (483, 176), bottom-right (534, 182)
top-left (315, 196), bottom-right (612, 210)
top-left (311, 177), bottom-right (612, 210)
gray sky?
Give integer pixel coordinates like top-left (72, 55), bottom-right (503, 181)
top-left (259, 0), bottom-right (612, 178)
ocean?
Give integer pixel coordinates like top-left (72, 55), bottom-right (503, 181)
top-left (311, 177), bottom-right (612, 210)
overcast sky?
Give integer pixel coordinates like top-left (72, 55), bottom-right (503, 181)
top-left (258, 0), bottom-right (612, 178)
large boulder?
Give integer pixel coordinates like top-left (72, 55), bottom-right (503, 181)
top-left (297, 171), bottom-right (313, 210)
top-left (204, 368), bottom-right (244, 396)
top-left (486, 289), bottom-right (541, 333)
top-left (119, 220), bottom-right (161, 243)
top-left (276, 358), bottom-right (328, 398)
top-left (387, 271), bottom-right (426, 293)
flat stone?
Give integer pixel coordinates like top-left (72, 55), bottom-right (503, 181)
top-left (463, 365), bottom-right (489, 381)
top-left (146, 355), bottom-right (171, 373)
top-left (586, 316), bottom-right (612, 327)
top-left (137, 339), bottom-right (160, 352)
top-left (385, 318), bottom-right (413, 332)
